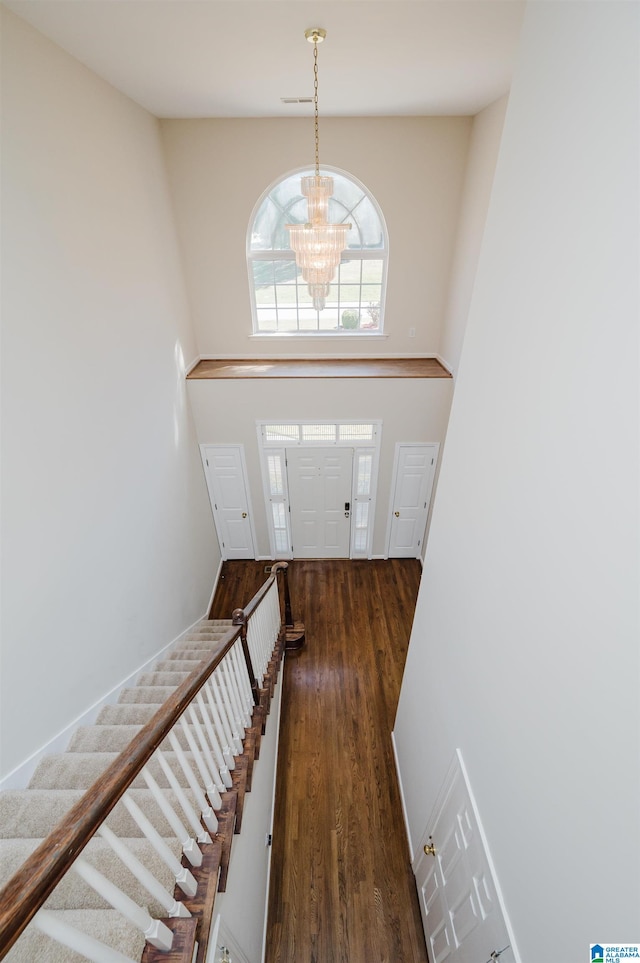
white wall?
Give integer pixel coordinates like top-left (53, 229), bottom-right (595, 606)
top-left (188, 377), bottom-right (453, 558)
top-left (439, 95), bottom-right (508, 374)
top-left (160, 117), bottom-right (471, 358)
top-left (212, 671), bottom-right (283, 963)
top-left (0, 10), bottom-right (220, 780)
top-left (394, 2), bottom-right (639, 960)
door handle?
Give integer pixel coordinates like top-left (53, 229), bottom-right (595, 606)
top-left (423, 836), bottom-right (436, 856)
top-left (395, 511), bottom-right (400, 517)
top-left (242, 512), bottom-right (247, 518)
top-left (345, 512), bottom-right (350, 518)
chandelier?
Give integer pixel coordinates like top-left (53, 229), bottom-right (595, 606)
top-left (286, 28), bottom-right (351, 311)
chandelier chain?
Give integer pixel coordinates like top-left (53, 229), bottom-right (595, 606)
top-left (313, 40), bottom-right (320, 176)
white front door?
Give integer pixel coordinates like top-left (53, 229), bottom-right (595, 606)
top-left (286, 448), bottom-right (353, 558)
top-left (388, 444), bottom-right (438, 558)
top-left (201, 445), bottom-right (256, 560)
top-left (414, 752), bottom-right (516, 963)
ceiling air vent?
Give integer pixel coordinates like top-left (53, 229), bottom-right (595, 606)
top-left (281, 97), bottom-right (314, 104)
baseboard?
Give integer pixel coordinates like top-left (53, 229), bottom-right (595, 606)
top-left (184, 354), bottom-right (201, 376)
top-left (390, 729), bottom-right (414, 862)
top-left (434, 353), bottom-right (454, 376)
top-left (0, 574), bottom-right (223, 792)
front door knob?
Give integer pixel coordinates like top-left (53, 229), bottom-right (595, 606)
top-left (242, 512), bottom-right (247, 518)
top-left (394, 511), bottom-right (400, 517)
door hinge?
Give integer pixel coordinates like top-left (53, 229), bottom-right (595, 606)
top-left (265, 833), bottom-right (272, 847)
top-left (431, 457), bottom-right (434, 465)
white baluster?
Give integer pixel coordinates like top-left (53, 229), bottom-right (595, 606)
top-left (204, 678), bottom-right (239, 763)
top-left (34, 910), bottom-right (138, 963)
top-left (97, 824), bottom-right (191, 919)
top-left (121, 793), bottom-right (198, 899)
top-left (73, 858), bottom-right (174, 951)
top-left (187, 703), bottom-right (232, 788)
top-left (168, 729), bottom-right (222, 817)
top-left (209, 675), bottom-right (243, 756)
top-left (141, 766), bottom-right (204, 866)
top-left (216, 665), bottom-right (245, 749)
top-left (229, 641), bottom-right (253, 720)
top-left (222, 656), bottom-right (248, 734)
top-left (247, 607), bottom-right (267, 683)
top-left (222, 651), bottom-right (250, 730)
top-left (179, 713), bottom-right (231, 794)
top-left (195, 692), bottom-right (235, 772)
top-left (155, 749), bottom-right (213, 843)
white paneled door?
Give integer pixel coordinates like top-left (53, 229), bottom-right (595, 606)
top-left (201, 445), bottom-right (255, 560)
top-left (388, 444), bottom-right (438, 558)
top-left (286, 448), bottom-right (353, 558)
top-left (414, 752), bottom-right (516, 963)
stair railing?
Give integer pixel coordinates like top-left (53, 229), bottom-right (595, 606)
top-left (0, 562), bottom-right (295, 962)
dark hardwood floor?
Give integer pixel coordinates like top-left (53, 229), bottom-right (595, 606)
top-left (211, 559), bottom-right (428, 963)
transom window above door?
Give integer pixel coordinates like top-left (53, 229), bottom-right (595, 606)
top-left (247, 168), bottom-right (388, 336)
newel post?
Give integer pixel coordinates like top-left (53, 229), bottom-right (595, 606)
top-left (270, 561), bottom-right (305, 651)
top-left (232, 607), bottom-right (260, 705)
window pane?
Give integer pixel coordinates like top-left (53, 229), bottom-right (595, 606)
top-left (318, 308), bottom-right (340, 331)
top-left (275, 528), bottom-right (289, 553)
top-left (362, 260), bottom-right (383, 283)
top-left (340, 424), bottom-right (375, 442)
top-left (267, 455), bottom-right (284, 495)
top-left (256, 308), bottom-right (276, 332)
top-left (264, 425), bottom-right (300, 443)
top-left (272, 502), bottom-right (286, 528)
top-left (252, 260), bottom-right (275, 291)
top-left (301, 424), bottom-right (336, 443)
top-left (356, 453), bottom-right (373, 494)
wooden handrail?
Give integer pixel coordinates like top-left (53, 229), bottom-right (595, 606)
top-left (270, 561), bottom-right (293, 628)
top-left (0, 564), bottom-right (294, 959)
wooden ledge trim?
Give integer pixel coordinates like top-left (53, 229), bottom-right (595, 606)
top-left (186, 358), bottom-right (452, 380)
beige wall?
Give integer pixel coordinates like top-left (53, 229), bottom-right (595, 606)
top-left (1, 10), bottom-right (219, 780)
top-left (188, 377), bottom-right (453, 558)
top-left (160, 116), bottom-right (471, 358)
top-left (394, 2), bottom-right (639, 958)
top-left (439, 95), bottom-right (508, 374)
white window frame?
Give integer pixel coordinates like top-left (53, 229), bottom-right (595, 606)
top-left (247, 166), bottom-right (389, 339)
top-left (257, 421), bottom-right (382, 559)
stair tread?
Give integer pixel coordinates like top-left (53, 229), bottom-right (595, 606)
top-left (95, 703), bottom-right (164, 725)
top-left (136, 671), bottom-right (191, 687)
top-left (0, 787), bottom-right (203, 839)
top-left (4, 908), bottom-right (145, 963)
top-left (29, 751), bottom-right (204, 790)
top-left (0, 836), bottom-right (182, 914)
top-left (118, 685), bottom-right (177, 704)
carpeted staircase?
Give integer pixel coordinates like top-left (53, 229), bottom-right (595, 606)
top-left (0, 618), bottom-right (252, 962)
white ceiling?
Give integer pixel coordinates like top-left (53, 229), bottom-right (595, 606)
top-left (4, 0), bottom-right (526, 119)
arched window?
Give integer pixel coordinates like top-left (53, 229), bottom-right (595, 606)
top-left (247, 167), bottom-right (388, 335)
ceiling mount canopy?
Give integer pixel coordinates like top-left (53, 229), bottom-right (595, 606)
top-left (286, 28), bottom-right (351, 311)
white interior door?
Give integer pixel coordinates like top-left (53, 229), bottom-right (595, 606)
top-left (414, 752), bottom-right (516, 963)
top-left (202, 445), bottom-right (256, 560)
top-left (388, 444), bottom-right (438, 558)
top-left (286, 448), bottom-right (353, 558)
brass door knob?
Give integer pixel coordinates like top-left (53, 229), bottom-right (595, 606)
top-left (394, 511), bottom-right (400, 517)
top-left (423, 836), bottom-right (436, 856)
top-left (242, 512), bottom-right (247, 518)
